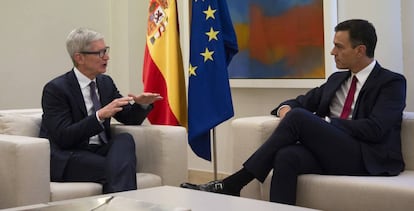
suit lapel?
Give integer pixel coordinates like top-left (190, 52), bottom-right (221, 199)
top-left (358, 63), bottom-right (381, 96)
top-left (327, 71), bottom-right (350, 102)
top-left (95, 75), bottom-right (110, 106)
top-left (67, 70), bottom-right (88, 116)
top-left (353, 63), bottom-right (381, 118)
top-left (316, 71), bottom-right (349, 116)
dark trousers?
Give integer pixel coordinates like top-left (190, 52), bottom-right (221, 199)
top-left (62, 133), bottom-right (137, 193)
top-left (243, 108), bottom-right (368, 205)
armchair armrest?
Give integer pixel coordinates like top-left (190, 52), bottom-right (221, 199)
top-left (232, 116), bottom-right (280, 168)
top-left (231, 116), bottom-right (280, 199)
top-left (111, 124), bottom-right (188, 187)
top-left (0, 135), bottom-right (50, 208)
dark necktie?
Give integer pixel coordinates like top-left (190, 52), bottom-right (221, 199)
top-left (89, 81), bottom-right (108, 144)
top-left (340, 76), bottom-right (357, 119)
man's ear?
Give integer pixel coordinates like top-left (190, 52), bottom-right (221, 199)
top-left (73, 53), bottom-right (84, 65)
top-left (357, 45), bottom-right (367, 57)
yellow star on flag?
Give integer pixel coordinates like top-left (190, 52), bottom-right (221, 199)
top-left (201, 48), bottom-right (214, 62)
top-left (189, 64), bottom-right (198, 76)
top-left (203, 6), bottom-right (216, 20)
top-left (205, 27), bottom-right (219, 41)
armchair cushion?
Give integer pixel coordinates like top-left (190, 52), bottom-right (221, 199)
top-left (49, 173), bottom-right (162, 202)
top-left (50, 182), bottom-right (102, 202)
top-left (0, 113), bottom-right (41, 137)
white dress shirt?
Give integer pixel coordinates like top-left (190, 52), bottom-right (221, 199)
top-left (73, 67), bottom-right (102, 145)
top-left (329, 60), bottom-right (376, 119)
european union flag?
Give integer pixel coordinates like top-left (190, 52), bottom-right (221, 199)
top-left (188, 0), bottom-right (238, 161)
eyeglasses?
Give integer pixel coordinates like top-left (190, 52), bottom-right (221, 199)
top-left (80, 47), bottom-right (110, 58)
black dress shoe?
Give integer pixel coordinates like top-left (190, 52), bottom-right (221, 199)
top-left (180, 182), bottom-right (200, 190)
top-left (180, 180), bottom-right (240, 196)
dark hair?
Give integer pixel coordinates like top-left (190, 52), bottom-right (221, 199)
top-left (335, 19), bottom-right (377, 58)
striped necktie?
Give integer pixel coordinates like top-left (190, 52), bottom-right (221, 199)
top-left (89, 81), bottom-right (108, 144)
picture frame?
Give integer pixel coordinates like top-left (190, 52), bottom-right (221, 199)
top-left (229, 0), bottom-right (338, 88)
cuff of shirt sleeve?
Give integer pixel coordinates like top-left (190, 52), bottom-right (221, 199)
top-left (95, 111), bottom-right (104, 123)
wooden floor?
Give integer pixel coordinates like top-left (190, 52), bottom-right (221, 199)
top-left (188, 170), bottom-right (229, 184)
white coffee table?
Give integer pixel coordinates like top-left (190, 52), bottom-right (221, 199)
top-left (4, 186), bottom-right (319, 211)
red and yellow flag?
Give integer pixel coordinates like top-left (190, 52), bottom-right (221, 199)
top-left (143, 0), bottom-right (187, 127)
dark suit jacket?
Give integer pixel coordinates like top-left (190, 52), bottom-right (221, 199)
top-left (39, 69), bottom-right (153, 181)
top-left (271, 63), bottom-right (407, 175)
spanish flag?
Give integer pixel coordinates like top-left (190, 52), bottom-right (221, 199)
top-left (143, 0), bottom-right (187, 127)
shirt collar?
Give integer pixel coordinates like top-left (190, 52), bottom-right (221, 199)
top-left (353, 60), bottom-right (376, 85)
top-left (74, 67), bottom-right (95, 89)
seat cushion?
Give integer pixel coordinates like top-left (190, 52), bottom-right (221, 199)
top-left (50, 182), bottom-right (102, 202)
top-left (50, 173), bottom-right (162, 202)
top-left (259, 171), bottom-right (414, 211)
top-left (295, 171), bottom-right (414, 211)
top-left (137, 173), bottom-right (162, 189)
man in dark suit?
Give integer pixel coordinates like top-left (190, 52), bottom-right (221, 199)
top-left (181, 19), bottom-right (407, 205)
top-left (40, 28), bottom-right (162, 193)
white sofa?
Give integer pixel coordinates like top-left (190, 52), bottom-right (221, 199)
top-left (0, 109), bottom-right (188, 209)
top-left (232, 112), bottom-right (414, 211)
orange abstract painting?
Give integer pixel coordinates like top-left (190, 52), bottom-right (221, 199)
top-left (228, 0), bottom-right (325, 79)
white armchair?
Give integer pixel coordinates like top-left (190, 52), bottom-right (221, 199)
top-left (0, 109), bottom-right (188, 209)
top-left (232, 112), bottom-right (414, 211)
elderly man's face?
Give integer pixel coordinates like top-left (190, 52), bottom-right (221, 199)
top-left (75, 39), bottom-right (109, 79)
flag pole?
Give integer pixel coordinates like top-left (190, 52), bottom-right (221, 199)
top-left (212, 127), bottom-right (218, 180)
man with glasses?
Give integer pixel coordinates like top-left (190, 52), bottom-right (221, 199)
top-left (40, 27), bottom-right (162, 193)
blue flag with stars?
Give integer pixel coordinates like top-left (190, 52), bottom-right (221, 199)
top-left (188, 0), bottom-right (238, 161)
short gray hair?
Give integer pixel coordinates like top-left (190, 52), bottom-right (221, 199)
top-left (66, 27), bottom-right (104, 63)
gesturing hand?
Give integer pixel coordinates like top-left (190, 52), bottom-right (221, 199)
top-left (98, 96), bottom-right (132, 120)
top-left (128, 92), bottom-right (163, 105)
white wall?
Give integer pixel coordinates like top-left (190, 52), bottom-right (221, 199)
top-left (0, 0), bottom-right (111, 109)
top-left (402, 0), bottom-right (414, 111)
top-left (0, 0), bottom-right (412, 176)
top-left (337, 0), bottom-right (403, 75)
top-left (109, 0), bottom-right (148, 95)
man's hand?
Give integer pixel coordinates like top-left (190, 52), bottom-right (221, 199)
top-left (98, 96), bottom-right (132, 120)
top-left (278, 105), bottom-right (292, 119)
top-left (128, 92), bottom-right (163, 105)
